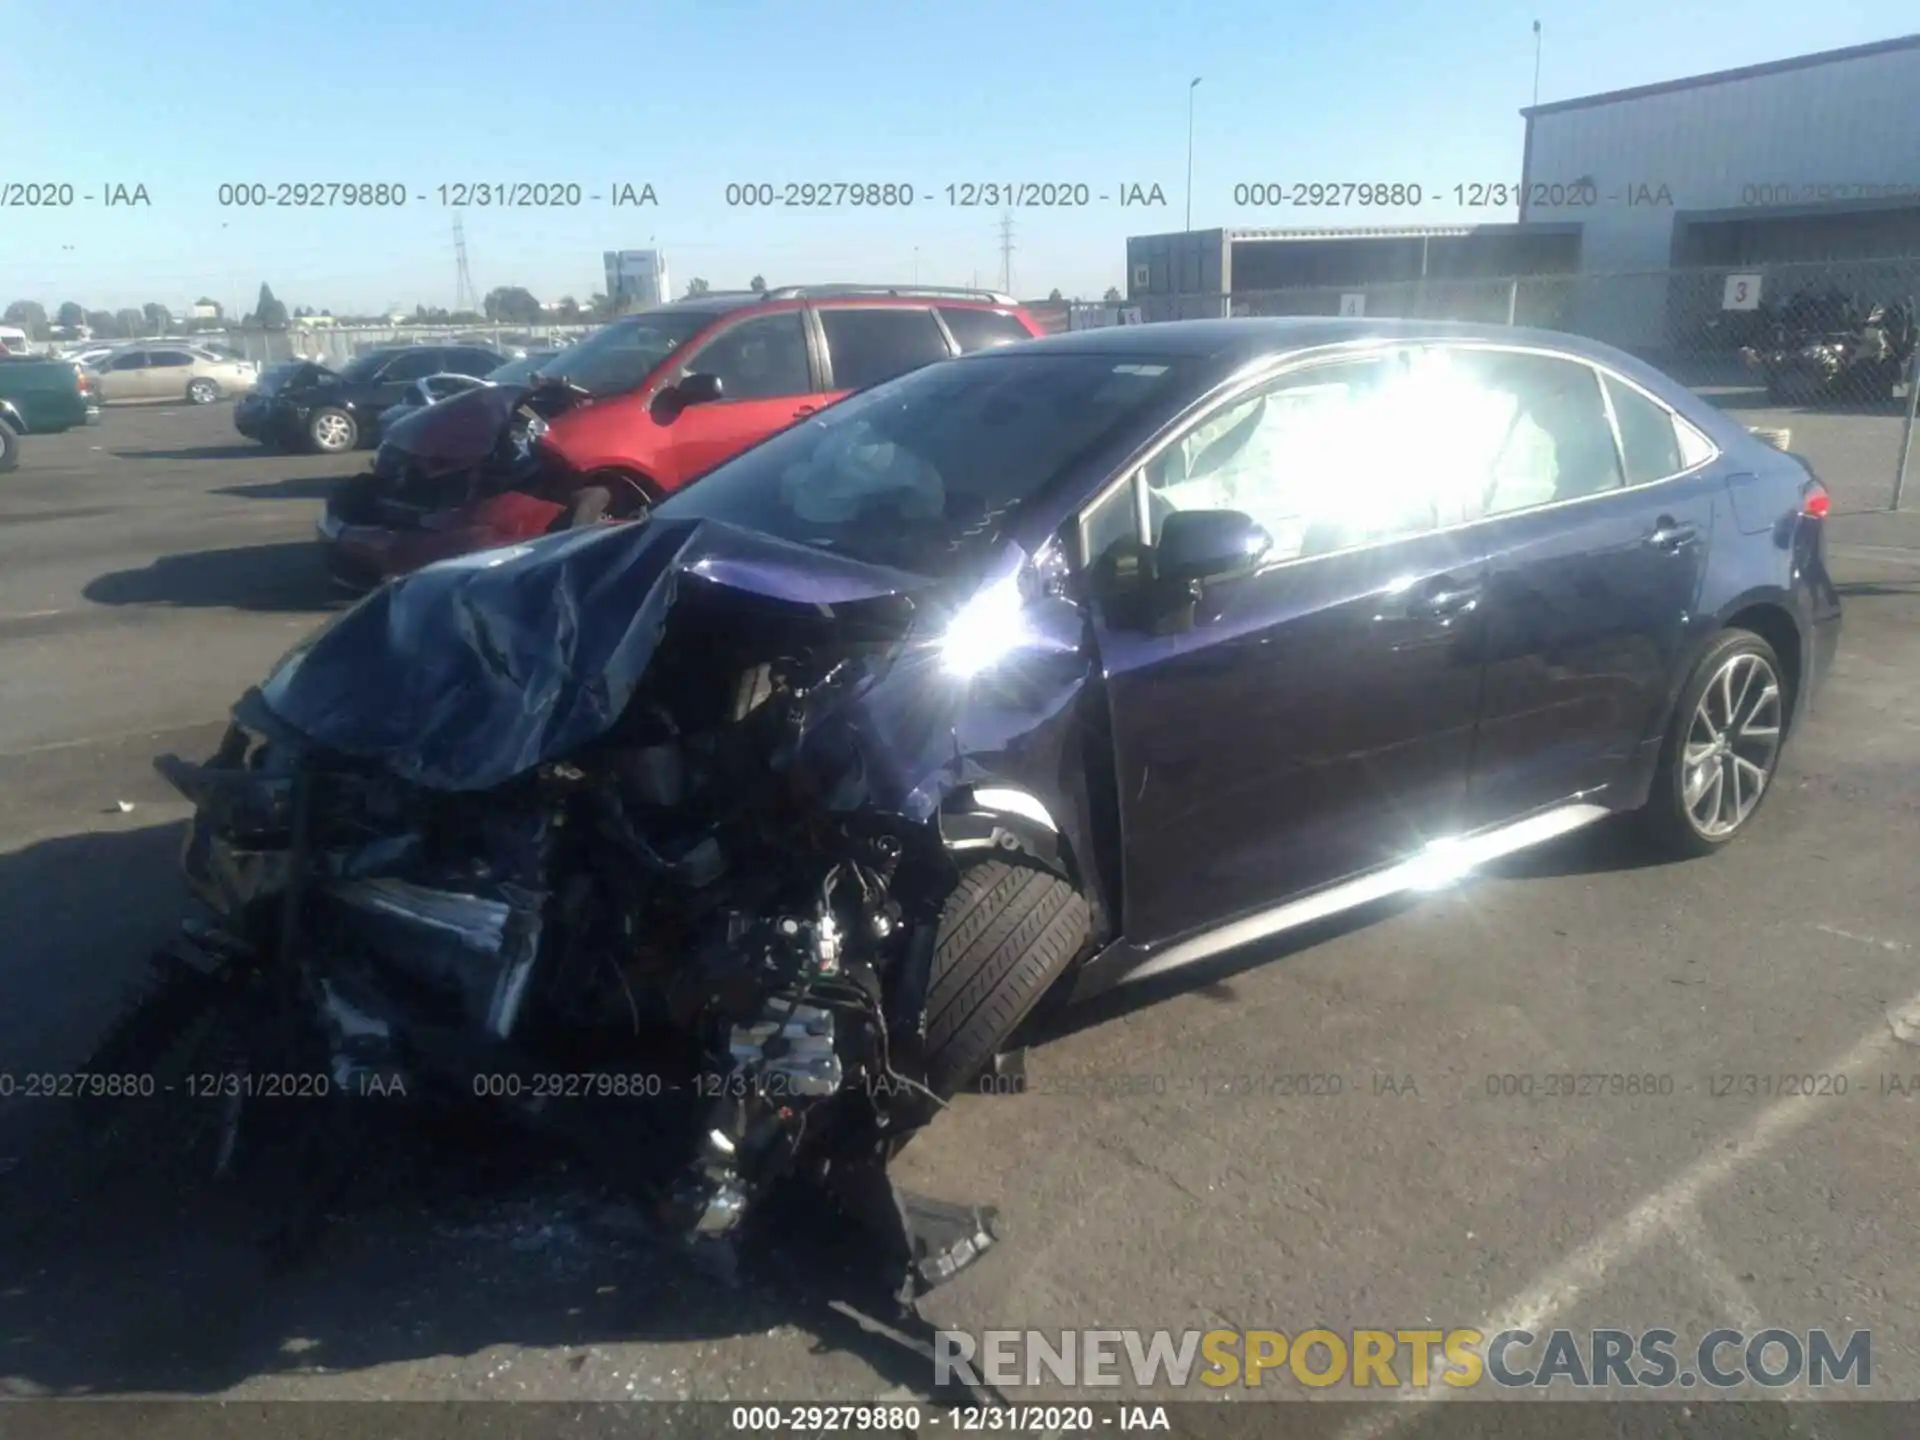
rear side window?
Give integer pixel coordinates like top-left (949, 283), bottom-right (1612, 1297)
top-left (1603, 374), bottom-right (1684, 484)
top-left (938, 307), bottom-right (1033, 352)
top-left (445, 348), bottom-right (502, 376)
top-left (149, 350), bottom-right (194, 368)
top-left (819, 307), bottom-right (950, 390)
top-left (1430, 349), bottom-right (1624, 516)
top-left (379, 350), bottom-right (443, 383)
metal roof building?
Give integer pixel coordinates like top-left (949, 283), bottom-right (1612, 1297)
top-left (1126, 35), bottom-right (1920, 353)
top-left (1522, 33), bottom-right (1920, 346)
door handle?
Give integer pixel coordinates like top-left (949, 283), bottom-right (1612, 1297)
top-left (1646, 517), bottom-right (1700, 551)
top-left (1406, 576), bottom-right (1483, 618)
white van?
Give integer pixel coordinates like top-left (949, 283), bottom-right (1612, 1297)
top-left (0, 326), bottom-right (33, 355)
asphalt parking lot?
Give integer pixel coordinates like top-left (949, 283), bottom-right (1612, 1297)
top-left (2, 397), bottom-right (1918, 1425)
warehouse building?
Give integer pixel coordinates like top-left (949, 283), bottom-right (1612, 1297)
top-left (1125, 224), bottom-right (1583, 324)
top-left (1127, 33), bottom-right (1920, 354)
top-left (1523, 31), bottom-right (1920, 348)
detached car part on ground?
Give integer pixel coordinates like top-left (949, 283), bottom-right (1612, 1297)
top-left (92, 319), bottom-right (1839, 1307)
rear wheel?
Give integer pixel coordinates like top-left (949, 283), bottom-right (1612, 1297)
top-left (0, 420), bottom-right (18, 474)
top-left (1639, 629), bottom-right (1788, 858)
top-left (186, 377), bottom-right (219, 405)
top-left (922, 859), bottom-right (1091, 1098)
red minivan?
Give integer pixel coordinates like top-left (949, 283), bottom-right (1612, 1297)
top-left (320, 287), bottom-right (1046, 588)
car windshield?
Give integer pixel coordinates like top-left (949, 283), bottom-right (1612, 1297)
top-left (537, 313), bottom-right (711, 395)
top-left (650, 351), bottom-right (1194, 580)
top-left (487, 353), bottom-right (557, 385)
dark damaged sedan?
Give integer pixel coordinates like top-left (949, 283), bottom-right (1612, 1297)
top-left (94, 319), bottom-right (1841, 1300)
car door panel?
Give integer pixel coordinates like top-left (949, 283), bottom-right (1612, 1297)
top-left (1439, 348), bottom-right (1720, 827)
top-left (651, 311), bottom-right (819, 487)
top-left (1099, 531), bottom-right (1488, 948)
top-left (1465, 480), bottom-right (1715, 821)
top-left (102, 350), bottom-right (150, 401)
top-left (1086, 350), bottom-right (1487, 949)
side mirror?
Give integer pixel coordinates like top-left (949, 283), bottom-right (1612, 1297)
top-left (676, 372), bottom-right (725, 407)
top-left (651, 371), bottom-right (724, 424)
top-left (1155, 508), bottom-right (1271, 587)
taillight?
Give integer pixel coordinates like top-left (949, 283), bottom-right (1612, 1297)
top-left (1801, 480), bottom-right (1830, 519)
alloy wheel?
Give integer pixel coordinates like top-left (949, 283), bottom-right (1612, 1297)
top-left (313, 413), bottom-right (352, 450)
top-left (1681, 651), bottom-right (1783, 839)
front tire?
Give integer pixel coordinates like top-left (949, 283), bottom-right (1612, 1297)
top-left (565, 471), bottom-right (655, 529)
top-left (1640, 629), bottom-right (1788, 857)
top-left (922, 859), bottom-right (1090, 1098)
top-left (0, 420), bottom-right (18, 474)
top-left (308, 406), bottom-right (357, 454)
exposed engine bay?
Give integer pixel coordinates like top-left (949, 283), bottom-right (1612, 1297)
top-left (129, 516), bottom-right (1100, 1306)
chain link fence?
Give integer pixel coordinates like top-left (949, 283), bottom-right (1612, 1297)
top-left (1133, 257), bottom-right (1920, 512)
top-left (229, 322), bottom-right (604, 370)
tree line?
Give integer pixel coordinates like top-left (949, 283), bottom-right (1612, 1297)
top-left (7, 276), bottom-right (1128, 341)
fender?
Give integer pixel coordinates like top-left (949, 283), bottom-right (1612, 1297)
top-left (939, 785), bottom-right (1069, 880)
top-left (1641, 584), bottom-right (1804, 747)
top-left (0, 399), bottom-right (26, 434)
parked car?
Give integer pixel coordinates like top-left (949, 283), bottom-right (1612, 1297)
top-left (318, 286), bottom-right (1043, 585)
top-left (113, 318), bottom-right (1839, 1298)
top-left (0, 354), bottom-right (97, 445)
top-left (63, 344), bottom-right (125, 371)
top-left (1741, 291), bottom-right (1918, 406)
top-left (372, 371), bottom-right (491, 442)
top-left (370, 351), bottom-right (562, 444)
top-left (234, 344), bottom-right (505, 453)
top-left (93, 345), bottom-right (260, 405)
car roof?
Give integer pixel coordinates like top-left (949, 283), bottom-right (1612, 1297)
top-left (630, 288), bottom-right (1022, 321)
top-left (991, 316), bottom-right (1621, 363)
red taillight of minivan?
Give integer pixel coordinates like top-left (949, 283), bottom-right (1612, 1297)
top-left (1801, 479), bottom-right (1831, 519)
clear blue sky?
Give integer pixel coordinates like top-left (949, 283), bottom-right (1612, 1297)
top-left (2, 0), bottom-right (1909, 317)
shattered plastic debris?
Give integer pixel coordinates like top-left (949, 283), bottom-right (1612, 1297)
top-left (1890, 999), bottom-right (1920, 1046)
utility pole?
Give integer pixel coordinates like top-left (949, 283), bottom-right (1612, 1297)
top-left (998, 211), bottom-right (1015, 295)
top-left (1186, 77), bottom-right (1202, 231)
top-left (1531, 21), bottom-right (1542, 108)
top-left (452, 214), bottom-right (476, 315)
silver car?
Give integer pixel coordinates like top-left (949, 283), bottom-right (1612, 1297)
top-left (93, 345), bottom-right (260, 405)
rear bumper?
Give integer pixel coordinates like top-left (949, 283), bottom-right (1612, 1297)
top-left (1806, 606), bottom-right (1842, 721)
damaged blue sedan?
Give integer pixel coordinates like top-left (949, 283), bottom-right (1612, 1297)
top-left (92, 318), bottom-right (1840, 1304)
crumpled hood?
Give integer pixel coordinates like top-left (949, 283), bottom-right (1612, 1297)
top-left (260, 517), bottom-right (937, 791)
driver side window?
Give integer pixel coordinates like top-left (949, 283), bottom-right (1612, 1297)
top-left (1144, 352), bottom-right (1440, 563)
top-left (682, 312), bottom-right (811, 400)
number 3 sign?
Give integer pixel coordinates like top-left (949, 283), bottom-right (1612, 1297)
top-left (1722, 274), bottom-right (1763, 311)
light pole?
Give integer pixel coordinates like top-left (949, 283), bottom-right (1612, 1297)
top-left (1186, 77), bottom-right (1202, 231)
